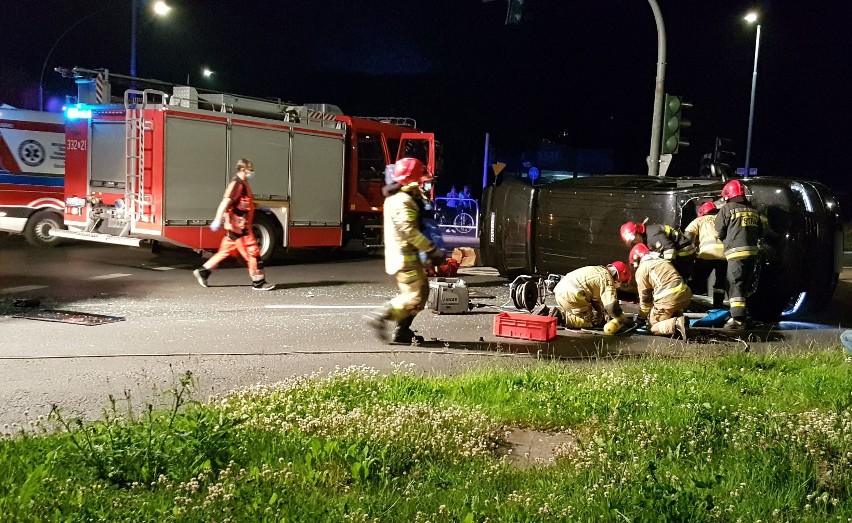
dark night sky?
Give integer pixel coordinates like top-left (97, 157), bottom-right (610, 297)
top-left (2, 1), bottom-right (850, 202)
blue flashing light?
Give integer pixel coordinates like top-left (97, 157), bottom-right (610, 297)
top-left (65, 104), bottom-right (92, 120)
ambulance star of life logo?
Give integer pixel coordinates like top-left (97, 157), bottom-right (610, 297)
top-left (18, 139), bottom-right (46, 167)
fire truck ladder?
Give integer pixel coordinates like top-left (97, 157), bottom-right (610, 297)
top-left (123, 89), bottom-right (164, 230)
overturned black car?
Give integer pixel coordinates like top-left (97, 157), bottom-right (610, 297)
top-left (480, 175), bottom-right (843, 320)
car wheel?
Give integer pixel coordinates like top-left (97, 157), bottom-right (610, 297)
top-left (24, 210), bottom-right (65, 247)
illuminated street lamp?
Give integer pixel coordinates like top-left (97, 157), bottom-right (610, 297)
top-left (744, 11), bottom-right (761, 172)
top-left (153, 1), bottom-right (172, 16)
top-left (186, 67), bottom-right (214, 85)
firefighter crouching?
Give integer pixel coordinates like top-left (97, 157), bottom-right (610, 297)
top-left (621, 220), bottom-right (696, 280)
top-left (685, 201), bottom-right (727, 308)
top-left (365, 157), bottom-right (445, 344)
top-left (550, 261), bottom-right (633, 334)
top-left (715, 180), bottom-right (763, 330)
top-left (630, 243), bottom-right (691, 339)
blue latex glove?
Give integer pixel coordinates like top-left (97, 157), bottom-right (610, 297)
top-left (209, 221), bottom-right (221, 232)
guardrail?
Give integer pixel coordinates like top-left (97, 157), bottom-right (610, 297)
top-left (433, 197), bottom-right (479, 238)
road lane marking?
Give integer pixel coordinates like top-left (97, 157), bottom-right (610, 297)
top-left (87, 273), bottom-right (133, 280)
top-left (0, 285), bottom-right (48, 294)
top-left (265, 305), bottom-right (376, 309)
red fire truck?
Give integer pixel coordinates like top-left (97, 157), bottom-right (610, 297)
top-left (52, 69), bottom-right (438, 260)
top-left (0, 106), bottom-right (67, 246)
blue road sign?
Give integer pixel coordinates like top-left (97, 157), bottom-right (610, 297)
top-left (528, 166), bottom-right (540, 181)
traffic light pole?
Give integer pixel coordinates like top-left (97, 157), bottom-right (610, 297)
top-left (647, 0), bottom-right (667, 177)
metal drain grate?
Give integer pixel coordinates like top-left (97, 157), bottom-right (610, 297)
top-left (13, 309), bottom-right (125, 326)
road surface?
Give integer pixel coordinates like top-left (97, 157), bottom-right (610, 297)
top-left (1, 235), bottom-right (849, 428)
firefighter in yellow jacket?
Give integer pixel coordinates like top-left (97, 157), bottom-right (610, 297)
top-left (684, 201), bottom-right (726, 307)
top-left (365, 157), bottom-right (445, 344)
top-left (629, 243), bottom-right (691, 339)
top-left (551, 262), bottom-right (633, 334)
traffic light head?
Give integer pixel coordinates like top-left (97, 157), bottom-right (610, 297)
top-left (661, 94), bottom-right (691, 155)
top-left (713, 137), bottom-right (736, 176)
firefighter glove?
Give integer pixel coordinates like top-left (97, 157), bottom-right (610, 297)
top-left (209, 221), bottom-right (221, 232)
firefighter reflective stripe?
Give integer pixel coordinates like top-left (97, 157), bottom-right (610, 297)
top-left (654, 282), bottom-right (688, 302)
top-left (725, 247), bottom-right (759, 259)
top-left (729, 297), bottom-right (747, 308)
top-left (731, 210), bottom-right (760, 227)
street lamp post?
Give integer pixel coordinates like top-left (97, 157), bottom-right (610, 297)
top-left (744, 12), bottom-right (761, 172)
top-left (131, 0), bottom-right (171, 78)
top-left (646, 0), bottom-right (667, 177)
top-left (39, 1), bottom-right (170, 110)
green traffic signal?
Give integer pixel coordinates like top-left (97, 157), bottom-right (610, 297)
top-left (661, 94), bottom-right (691, 154)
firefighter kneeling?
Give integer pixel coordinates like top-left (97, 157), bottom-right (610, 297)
top-left (630, 243), bottom-right (690, 339)
top-left (550, 261), bottom-right (633, 334)
top-left (365, 157), bottom-right (444, 344)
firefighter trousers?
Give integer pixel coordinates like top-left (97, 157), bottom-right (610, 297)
top-left (648, 287), bottom-right (693, 336)
top-left (690, 258), bottom-right (727, 298)
top-left (554, 290), bottom-right (604, 328)
top-left (204, 232), bottom-right (266, 282)
top-left (727, 255), bottom-right (758, 320)
top-left (389, 267), bottom-right (429, 322)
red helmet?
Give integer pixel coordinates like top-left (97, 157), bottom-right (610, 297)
top-left (698, 201), bottom-right (717, 217)
top-left (721, 180), bottom-right (745, 200)
top-left (391, 157), bottom-right (426, 185)
top-left (608, 260), bottom-right (632, 285)
top-left (620, 221), bottom-right (646, 245)
top-left (628, 243), bottom-right (651, 267)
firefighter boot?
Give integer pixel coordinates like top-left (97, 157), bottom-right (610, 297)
top-left (724, 317), bottom-right (747, 331)
top-left (548, 306), bottom-right (567, 327)
top-left (364, 303), bottom-right (393, 342)
top-left (193, 267), bottom-right (211, 288)
top-left (674, 316), bottom-right (689, 340)
top-left (391, 316), bottom-right (424, 345)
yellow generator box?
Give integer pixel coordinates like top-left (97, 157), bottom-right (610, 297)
top-left (426, 278), bottom-right (469, 314)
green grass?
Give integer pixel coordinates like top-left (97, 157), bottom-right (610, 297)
top-left (3, 352), bottom-right (852, 521)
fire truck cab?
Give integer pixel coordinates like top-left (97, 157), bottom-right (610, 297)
top-left (53, 69), bottom-right (437, 261)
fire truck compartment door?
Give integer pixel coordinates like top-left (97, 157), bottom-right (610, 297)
top-left (164, 117), bottom-right (228, 223)
top-left (289, 132), bottom-right (344, 225)
top-left (90, 122), bottom-right (125, 192)
top-left (229, 124), bottom-right (290, 200)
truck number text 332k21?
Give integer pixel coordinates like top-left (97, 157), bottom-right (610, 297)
top-left (66, 139), bottom-right (87, 151)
